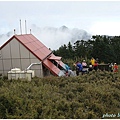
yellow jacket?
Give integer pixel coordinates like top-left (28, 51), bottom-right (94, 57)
top-left (91, 58), bottom-right (95, 65)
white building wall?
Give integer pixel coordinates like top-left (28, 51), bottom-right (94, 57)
top-left (0, 38), bottom-right (43, 77)
top-left (10, 38), bottom-right (20, 58)
top-left (3, 59), bottom-right (12, 71)
top-left (1, 43), bottom-right (11, 59)
top-left (0, 60), bottom-right (3, 71)
top-left (20, 42), bottom-right (30, 58)
top-left (12, 59), bottom-right (21, 68)
top-left (0, 50), bottom-right (3, 73)
top-left (21, 59), bottom-right (30, 70)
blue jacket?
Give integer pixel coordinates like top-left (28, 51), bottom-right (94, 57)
top-left (65, 64), bottom-right (70, 71)
top-left (77, 63), bottom-right (83, 71)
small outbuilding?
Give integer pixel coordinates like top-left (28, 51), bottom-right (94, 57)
top-left (0, 34), bottom-right (66, 77)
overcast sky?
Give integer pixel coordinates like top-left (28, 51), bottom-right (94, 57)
top-left (0, 1), bottom-right (120, 49)
top-left (0, 1), bottom-right (120, 35)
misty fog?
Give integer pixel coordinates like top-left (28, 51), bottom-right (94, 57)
top-left (0, 25), bottom-right (91, 50)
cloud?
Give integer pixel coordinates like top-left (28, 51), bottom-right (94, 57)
top-left (31, 25), bottom-right (91, 50)
top-left (0, 25), bottom-right (91, 50)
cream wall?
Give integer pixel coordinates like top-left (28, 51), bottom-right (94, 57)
top-left (0, 38), bottom-right (43, 77)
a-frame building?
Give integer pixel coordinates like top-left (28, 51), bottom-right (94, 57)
top-left (0, 34), bottom-right (66, 77)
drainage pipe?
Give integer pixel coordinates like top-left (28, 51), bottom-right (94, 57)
top-left (27, 62), bottom-right (42, 70)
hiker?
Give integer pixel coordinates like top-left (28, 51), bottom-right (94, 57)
top-left (82, 60), bottom-right (89, 74)
top-left (93, 60), bottom-right (98, 71)
top-left (113, 63), bottom-right (118, 72)
top-left (108, 63), bottom-right (113, 72)
top-left (89, 64), bottom-right (93, 71)
top-left (65, 63), bottom-right (74, 76)
top-left (65, 63), bottom-right (70, 76)
top-left (90, 57), bottom-right (95, 67)
top-left (65, 63), bottom-right (70, 71)
top-left (73, 63), bottom-right (79, 76)
top-left (82, 60), bottom-right (87, 68)
top-left (76, 61), bottom-right (83, 76)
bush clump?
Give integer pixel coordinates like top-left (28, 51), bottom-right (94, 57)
top-left (0, 71), bottom-right (120, 119)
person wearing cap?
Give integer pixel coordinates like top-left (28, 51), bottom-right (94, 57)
top-left (82, 60), bottom-right (87, 68)
top-left (113, 63), bottom-right (118, 72)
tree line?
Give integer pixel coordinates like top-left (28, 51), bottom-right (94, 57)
top-left (53, 35), bottom-right (120, 64)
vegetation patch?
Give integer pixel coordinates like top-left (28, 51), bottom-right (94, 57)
top-left (0, 71), bottom-right (120, 119)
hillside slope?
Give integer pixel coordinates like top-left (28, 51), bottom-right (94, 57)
top-left (0, 70), bottom-right (120, 119)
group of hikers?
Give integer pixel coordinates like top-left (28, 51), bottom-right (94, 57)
top-left (109, 62), bottom-right (119, 72)
top-left (65, 57), bottom-right (119, 77)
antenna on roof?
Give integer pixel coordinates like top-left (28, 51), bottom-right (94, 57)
top-left (25, 20), bottom-right (27, 34)
top-left (30, 29), bottom-right (31, 34)
top-left (14, 29), bottom-right (16, 35)
top-left (20, 19), bottom-right (22, 35)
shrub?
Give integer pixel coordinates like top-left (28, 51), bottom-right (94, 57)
top-left (0, 70), bottom-right (120, 118)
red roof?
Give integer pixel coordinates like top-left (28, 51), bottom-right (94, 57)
top-left (15, 34), bottom-right (52, 61)
top-left (48, 55), bottom-right (62, 60)
top-left (0, 34), bottom-right (65, 76)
